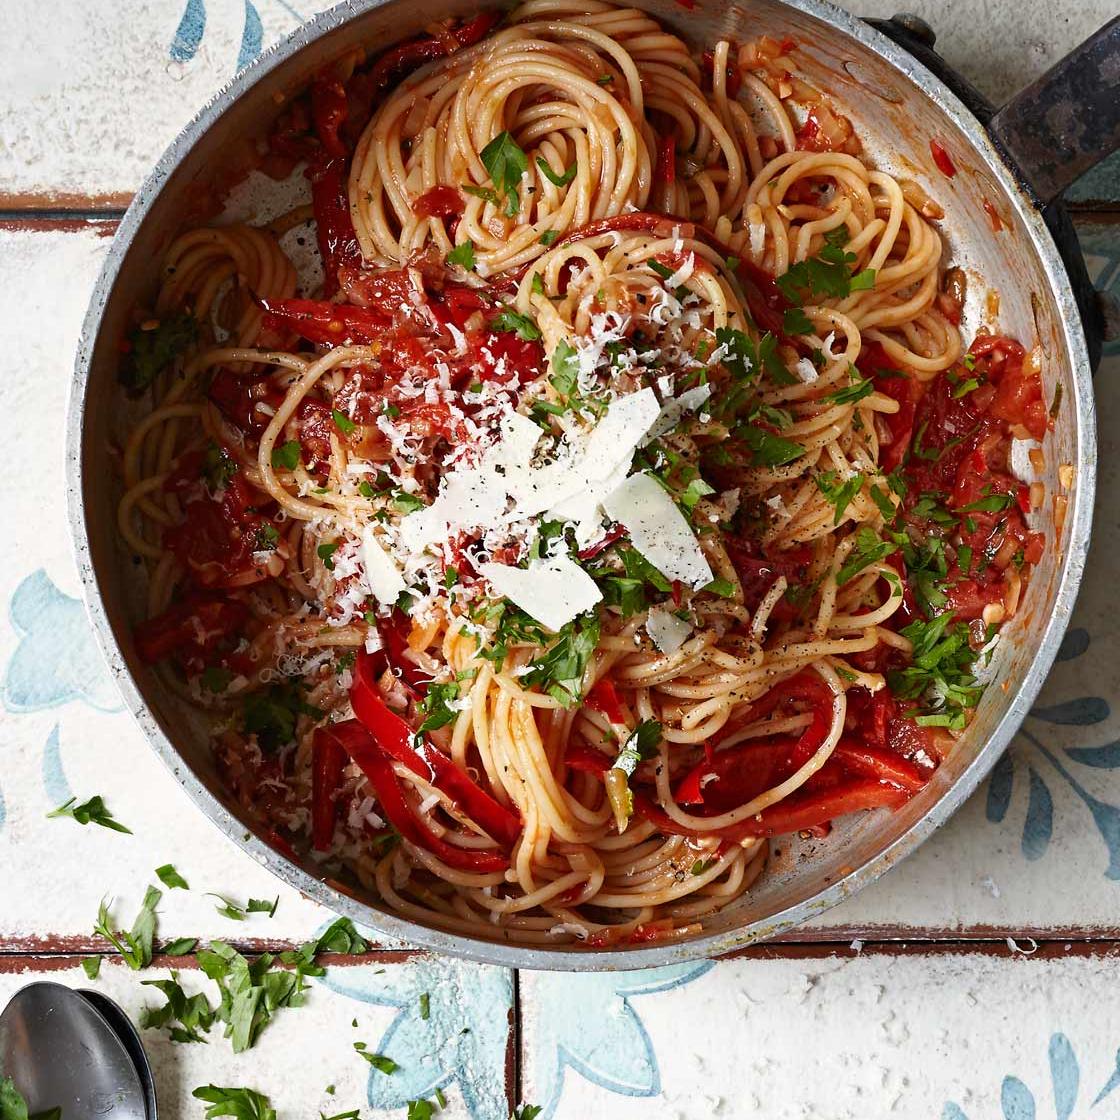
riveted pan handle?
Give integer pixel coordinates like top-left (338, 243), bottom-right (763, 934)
top-left (988, 17), bottom-right (1120, 207)
top-left (867, 14), bottom-right (1112, 370)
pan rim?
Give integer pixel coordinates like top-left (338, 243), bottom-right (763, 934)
top-left (65, 0), bottom-right (1097, 970)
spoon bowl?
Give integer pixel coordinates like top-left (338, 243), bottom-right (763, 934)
top-left (0, 981), bottom-right (149, 1120)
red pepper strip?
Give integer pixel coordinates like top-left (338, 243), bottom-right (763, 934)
top-left (564, 741), bottom-right (613, 774)
top-left (654, 129), bottom-right (677, 185)
top-left (325, 720), bottom-right (508, 872)
top-left (929, 139), bottom-right (957, 178)
top-left (674, 737), bottom-right (798, 809)
top-left (576, 524), bottom-right (626, 561)
top-left (549, 212), bottom-right (791, 339)
top-left (368, 11), bottom-right (502, 91)
top-left (308, 155), bottom-right (364, 297)
top-left (633, 778), bottom-right (909, 842)
top-left (259, 297), bottom-right (390, 346)
top-left (311, 725), bottom-right (349, 851)
top-left (829, 742), bottom-right (928, 795)
top-left (133, 595), bottom-right (248, 664)
top-left (370, 610), bottom-right (433, 697)
top-left (585, 679), bottom-right (626, 726)
top-left (311, 75), bottom-right (349, 158)
top-left (352, 651), bottom-right (522, 847)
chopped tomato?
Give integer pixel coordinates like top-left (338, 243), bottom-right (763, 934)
top-left (260, 297), bottom-right (391, 347)
top-left (133, 594), bottom-right (248, 669)
top-left (413, 186), bottom-right (464, 219)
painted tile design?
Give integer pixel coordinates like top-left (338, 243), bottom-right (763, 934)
top-left (3, 0), bottom-right (1119, 202)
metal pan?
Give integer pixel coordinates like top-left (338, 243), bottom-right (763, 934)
top-left (67, 0), bottom-right (1119, 970)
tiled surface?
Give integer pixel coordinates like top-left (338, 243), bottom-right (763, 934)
top-left (3, 2), bottom-right (1120, 1117)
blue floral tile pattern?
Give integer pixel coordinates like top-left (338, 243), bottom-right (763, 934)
top-left (320, 954), bottom-right (513, 1119)
top-left (3, 569), bottom-right (122, 714)
top-left (943, 1032), bottom-right (1120, 1119)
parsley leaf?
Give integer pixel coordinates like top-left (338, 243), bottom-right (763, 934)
top-left (521, 613), bottom-right (601, 706)
top-left (739, 424), bottom-right (805, 467)
top-left (270, 440), bottom-right (301, 470)
top-left (539, 229), bottom-right (560, 246)
top-left (536, 156), bottom-right (577, 187)
top-left (203, 443), bottom-right (238, 491)
top-left (355, 1044), bottom-right (398, 1073)
top-left (445, 240), bottom-right (476, 270)
top-left (816, 471), bottom-right (863, 525)
top-left (775, 227), bottom-right (875, 304)
top-left (93, 886), bottom-right (161, 970)
top-left (244, 682), bottom-right (323, 752)
top-left (782, 307), bottom-right (815, 335)
top-left (418, 681), bottom-right (462, 733)
top-left (156, 863), bottom-right (189, 890)
top-left (192, 1085), bottom-right (276, 1120)
top-left (956, 491), bottom-right (1014, 514)
top-left (332, 409), bottom-right (356, 435)
top-left (479, 131), bottom-right (528, 216)
top-left (120, 313), bottom-right (197, 394)
top-left (142, 972), bottom-right (216, 1043)
top-left (827, 370), bottom-right (875, 404)
top-left (490, 307), bottom-right (541, 341)
top-left (615, 720), bottom-right (662, 775)
top-left (317, 540), bottom-right (339, 570)
top-left (836, 527), bottom-right (893, 585)
top-left (47, 794), bottom-right (131, 834)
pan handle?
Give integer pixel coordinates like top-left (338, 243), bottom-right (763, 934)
top-left (867, 14), bottom-right (1113, 370)
top-left (987, 17), bottom-right (1120, 208)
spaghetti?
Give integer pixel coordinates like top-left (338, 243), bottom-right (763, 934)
top-left (116, 3), bottom-right (1048, 947)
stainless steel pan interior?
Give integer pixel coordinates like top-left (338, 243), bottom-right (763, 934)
top-left (67, 0), bottom-right (1098, 970)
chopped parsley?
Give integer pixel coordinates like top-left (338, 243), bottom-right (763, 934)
top-left (156, 863), bottom-right (189, 890)
top-left (392, 490), bottom-right (425, 513)
top-left (203, 442), bottom-right (238, 491)
top-left (739, 424), bottom-right (805, 467)
top-left (888, 613), bottom-right (988, 728)
top-left (479, 130), bottom-right (529, 216)
top-left (192, 1085), bottom-right (276, 1120)
top-left (419, 991), bottom-right (431, 1020)
top-left (782, 307), bottom-right (815, 335)
top-left (93, 886), bottom-right (161, 970)
top-left (615, 720), bottom-right (662, 775)
top-left (354, 1043), bottom-right (398, 1073)
top-left (816, 471), bottom-right (863, 524)
top-left (243, 682), bottom-right (323, 752)
top-left (142, 972), bottom-right (215, 1043)
top-left (956, 490), bottom-right (1014, 514)
top-left (827, 370), bottom-right (875, 405)
top-left (836, 527), bottom-right (893, 585)
top-left (317, 540), bottom-right (339, 570)
top-left (445, 240), bottom-right (476, 270)
top-left (536, 156), bottom-right (577, 187)
top-left (418, 681), bottom-right (462, 733)
top-left (521, 613), bottom-right (601, 706)
top-left (120, 313), bottom-right (197, 394)
top-left (775, 226), bottom-right (876, 305)
top-left (490, 307), bottom-right (541, 341)
top-left (539, 229), bottom-right (560, 246)
top-left (270, 440), bottom-right (301, 470)
top-left (331, 408), bottom-right (357, 436)
top-left (47, 794), bottom-right (132, 834)
top-left (255, 524), bottom-right (279, 552)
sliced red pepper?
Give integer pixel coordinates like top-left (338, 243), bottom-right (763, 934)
top-left (351, 650), bottom-right (521, 847)
top-left (576, 524), bottom-right (626, 561)
top-left (367, 11), bottom-right (502, 91)
top-left (929, 139), bottom-right (957, 178)
top-left (133, 595), bottom-right (248, 665)
top-left (368, 609), bottom-right (433, 697)
top-left (829, 740), bottom-right (927, 794)
top-left (311, 75), bottom-right (349, 159)
top-left (323, 720), bottom-right (507, 872)
top-left (564, 741), bottom-right (613, 774)
top-left (654, 130), bottom-right (677, 185)
top-left (308, 156), bottom-right (363, 297)
top-left (585, 679), bottom-right (626, 726)
top-left (311, 725), bottom-right (349, 851)
top-left (260, 297), bottom-right (391, 346)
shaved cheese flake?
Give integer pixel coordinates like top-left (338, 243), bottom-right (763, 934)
top-left (794, 358), bottom-right (819, 383)
top-left (646, 604), bottom-right (693, 654)
top-left (580, 388), bottom-right (660, 482)
top-left (643, 383), bottom-right (712, 444)
top-left (361, 524), bottom-right (407, 604)
top-left (479, 554), bottom-right (602, 632)
top-left (603, 472), bottom-right (713, 589)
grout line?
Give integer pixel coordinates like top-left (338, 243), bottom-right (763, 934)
top-left (0, 207), bottom-right (126, 222)
top-left (511, 968), bottom-right (523, 1110)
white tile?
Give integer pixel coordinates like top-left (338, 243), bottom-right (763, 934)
top-left (5, 223), bottom-right (1120, 945)
top-left (519, 949), bottom-right (1120, 1119)
top-left (1, 0), bottom-right (1115, 200)
top-left (0, 953), bottom-right (512, 1119)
